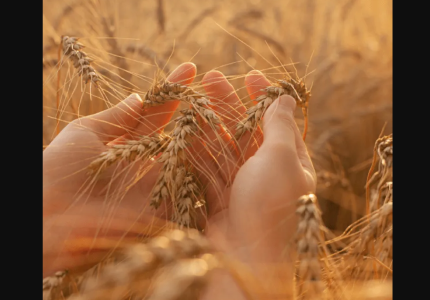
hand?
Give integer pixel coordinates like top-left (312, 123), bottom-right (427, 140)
top-left (200, 70), bottom-right (316, 299)
top-left (43, 63), bottom-right (197, 276)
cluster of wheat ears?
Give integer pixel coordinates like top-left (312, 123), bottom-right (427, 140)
top-left (43, 37), bottom-right (392, 300)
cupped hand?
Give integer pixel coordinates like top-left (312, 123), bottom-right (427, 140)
top-left (200, 70), bottom-right (316, 299)
top-left (43, 63), bottom-right (197, 276)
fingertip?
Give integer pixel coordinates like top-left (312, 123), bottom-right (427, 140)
top-left (277, 94), bottom-right (296, 112)
top-left (245, 70), bottom-right (267, 83)
top-left (125, 93), bottom-right (142, 104)
top-left (167, 62), bottom-right (196, 85)
top-left (119, 93), bottom-right (144, 113)
top-left (262, 95), bottom-right (298, 149)
top-left (246, 69), bottom-right (264, 77)
top-left (263, 95), bottom-right (296, 129)
top-left (202, 70), bottom-right (233, 99)
top-left (245, 70), bottom-right (271, 100)
top-left (202, 70), bottom-right (225, 84)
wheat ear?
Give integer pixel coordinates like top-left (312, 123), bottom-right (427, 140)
top-left (67, 229), bottom-right (217, 300)
top-left (88, 133), bottom-right (170, 175)
top-left (341, 202), bottom-right (393, 280)
top-left (235, 78), bottom-right (311, 140)
top-left (145, 80), bottom-right (221, 227)
top-left (43, 271), bottom-right (68, 300)
top-left (62, 36), bottom-right (100, 85)
top-left (366, 134), bottom-right (392, 214)
top-left (294, 194), bottom-right (325, 300)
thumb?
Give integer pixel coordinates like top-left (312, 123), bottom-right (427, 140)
top-left (77, 93), bottom-right (145, 142)
top-left (259, 95), bottom-right (316, 191)
top-left (262, 95), bottom-right (298, 153)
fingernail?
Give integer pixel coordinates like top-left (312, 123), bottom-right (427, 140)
top-left (128, 93), bottom-right (142, 103)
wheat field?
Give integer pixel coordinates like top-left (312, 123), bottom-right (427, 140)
top-left (43, 0), bottom-right (392, 299)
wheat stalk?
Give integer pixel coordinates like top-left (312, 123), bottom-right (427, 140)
top-left (66, 229), bottom-right (217, 300)
top-left (62, 36), bottom-right (101, 85)
top-left (339, 202), bottom-right (392, 281)
top-left (88, 133), bottom-right (170, 175)
top-left (294, 194), bottom-right (325, 300)
top-left (43, 271), bottom-right (69, 300)
top-left (147, 82), bottom-right (222, 227)
top-left (235, 78), bottom-right (311, 141)
top-left (366, 134), bottom-right (393, 214)
top-left (88, 79), bottom-right (222, 227)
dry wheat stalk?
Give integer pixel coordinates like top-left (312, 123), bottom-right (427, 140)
top-left (375, 225), bottom-right (392, 268)
top-left (151, 109), bottom-right (201, 226)
top-left (62, 36), bottom-right (100, 85)
top-left (366, 134), bottom-right (392, 214)
top-left (144, 253), bottom-right (219, 300)
top-left (341, 280), bottom-right (392, 300)
top-left (369, 181), bottom-right (392, 214)
top-left (88, 80), bottom-right (221, 227)
top-left (171, 167), bottom-right (204, 226)
top-left (144, 80), bottom-right (221, 127)
top-left (235, 78), bottom-right (311, 140)
top-left (67, 229), bottom-right (218, 300)
top-left (316, 171), bottom-right (350, 189)
top-left (126, 43), bottom-right (170, 72)
top-left (294, 194), bottom-right (325, 300)
top-left (151, 109), bottom-right (204, 227)
top-left (43, 270), bottom-right (68, 300)
top-left (88, 133), bottom-right (170, 175)
top-left (147, 82), bottom-right (221, 226)
top-left (341, 202), bottom-right (393, 280)
top-left (324, 134), bottom-right (393, 285)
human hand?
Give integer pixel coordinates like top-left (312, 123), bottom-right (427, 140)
top-left (43, 63), bottom-right (197, 276)
top-left (199, 70), bottom-right (316, 299)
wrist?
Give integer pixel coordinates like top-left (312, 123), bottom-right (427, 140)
top-left (205, 224), bottom-right (296, 299)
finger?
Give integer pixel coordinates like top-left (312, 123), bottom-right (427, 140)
top-left (257, 95), bottom-right (300, 167)
top-left (292, 118), bottom-right (317, 190)
top-left (202, 71), bottom-right (246, 134)
top-left (74, 93), bottom-right (145, 143)
top-left (235, 70), bottom-right (270, 159)
top-left (256, 95), bottom-right (315, 191)
top-left (245, 70), bottom-right (272, 102)
top-left (127, 62), bottom-right (197, 138)
top-left (262, 94), bottom-right (297, 149)
top-left (191, 114), bottom-right (238, 185)
top-left (198, 71), bottom-right (243, 181)
top-left (246, 72), bottom-right (315, 186)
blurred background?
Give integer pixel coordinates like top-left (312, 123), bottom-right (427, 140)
top-left (43, 0), bottom-right (392, 234)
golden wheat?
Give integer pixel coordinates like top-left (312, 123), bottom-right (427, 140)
top-left (62, 36), bottom-right (100, 85)
top-left (235, 78), bottom-right (311, 141)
